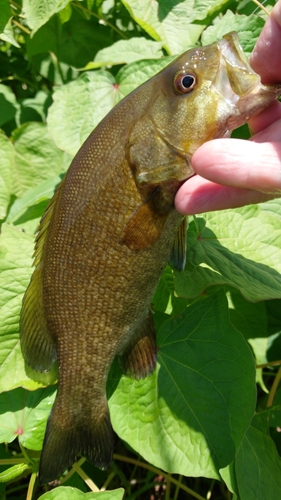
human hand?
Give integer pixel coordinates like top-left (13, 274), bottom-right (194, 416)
top-left (175, 1), bottom-right (281, 215)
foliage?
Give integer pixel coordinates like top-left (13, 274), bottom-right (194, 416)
top-left (0, 0), bottom-right (280, 499)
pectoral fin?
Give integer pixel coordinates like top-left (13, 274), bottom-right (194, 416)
top-left (121, 194), bottom-right (166, 251)
top-left (169, 217), bottom-right (187, 271)
top-left (119, 310), bottom-right (156, 379)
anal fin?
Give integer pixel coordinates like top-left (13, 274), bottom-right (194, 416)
top-left (119, 310), bottom-right (157, 379)
top-left (169, 217), bottom-right (187, 271)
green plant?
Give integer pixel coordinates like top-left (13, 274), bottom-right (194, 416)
top-left (0, 1), bottom-right (281, 499)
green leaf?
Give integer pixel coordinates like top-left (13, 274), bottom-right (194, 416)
top-left (201, 10), bottom-right (265, 56)
top-left (0, 131), bottom-right (14, 219)
top-left (47, 71), bottom-right (116, 156)
top-left (0, 0), bottom-right (11, 34)
top-left (6, 175), bottom-right (61, 226)
top-left (0, 18), bottom-right (20, 48)
top-left (47, 58), bottom-right (173, 156)
top-left (235, 412), bottom-right (281, 499)
top-left (115, 57), bottom-right (174, 98)
top-left (11, 122), bottom-right (70, 197)
top-left (120, 0), bottom-right (215, 54)
top-left (26, 9), bottom-right (112, 68)
top-left (0, 463), bottom-right (29, 482)
top-left (0, 84), bottom-right (19, 127)
top-left (174, 204), bottom-right (281, 302)
top-left (0, 386), bottom-right (56, 450)
top-left (108, 290), bottom-right (256, 478)
top-left (39, 486), bottom-right (124, 500)
top-left (0, 224), bottom-right (57, 392)
top-left (22, 0), bottom-right (71, 35)
top-left (87, 37), bottom-right (163, 68)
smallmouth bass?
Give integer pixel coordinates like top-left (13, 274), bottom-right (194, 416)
top-left (20, 32), bottom-right (281, 484)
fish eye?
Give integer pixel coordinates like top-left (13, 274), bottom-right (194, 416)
top-left (174, 72), bottom-right (197, 94)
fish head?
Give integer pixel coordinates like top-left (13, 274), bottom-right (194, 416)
top-left (148, 31), bottom-right (281, 168)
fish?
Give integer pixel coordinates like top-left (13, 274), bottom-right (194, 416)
top-left (20, 32), bottom-right (281, 484)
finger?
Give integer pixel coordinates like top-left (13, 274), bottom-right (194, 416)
top-left (174, 175), bottom-right (276, 215)
top-left (190, 138), bottom-right (281, 193)
top-left (250, 1), bottom-right (281, 83)
top-left (248, 101), bottom-right (281, 135)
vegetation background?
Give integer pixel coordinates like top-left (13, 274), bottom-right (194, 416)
top-left (0, 0), bottom-right (281, 499)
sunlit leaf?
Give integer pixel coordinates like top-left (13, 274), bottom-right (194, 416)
top-left (0, 463), bottom-right (29, 482)
top-left (47, 59), bottom-right (172, 156)
top-left (22, 0), bottom-right (71, 34)
top-left (175, 204), bottom-right (281, 302)
top-left (39, 486), bottom-right (124, 500)
top-left (201, 10), bottom-right (265, 56)
top-left (121, 0), bottom-right (212, 54)
top-left (108, 290), bottom-right (256, 478)
top-left (0, 131), bottom-right (14, 219)
top-left (87, 37), bottom-right (163, 68)
top-left (11, 123), bottom-right (70, 197)
top-left (0, 224), bottom-right (57, 392)
top-left (0, 386), bottom-right (56, 450)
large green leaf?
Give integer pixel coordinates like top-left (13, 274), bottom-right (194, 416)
top-left (6, 175), bottom-right (61, 228)
top-left (87, 37), bottom-right (163, 68)
top-left (120, 0), bottom-right (214, 54)
top-left (22, 0), bottom-right (71, 34)
top-left (235, 412), bottom-right (281, 499)
top-left (0, 224), bottom-right (57, 392)
top-left (0, 131), bottom-right (14, 220)
top-left (0, 386), bottom-right (56, 450)
top-left (201, 10), bottom-right (265, 56)
top-left (47, 71), bottom-right (116, 156)
top-left (108, 290), bottom-right (256, 478)
top-left (39, 487), bottom-right (124, 500)
top-left (174, 204), bottom-right (281, 302)
top-left (0, 84), bottom-right (19, 127)
top-left (11, 122), bottom-right (70, 197)
top-left (26, 9), bottom-right (112, 68)
top-left (47, 59), bottom-right (172, 156)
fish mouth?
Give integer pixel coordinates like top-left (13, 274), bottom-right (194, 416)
top-left (215, 32), bottom-right (281, 128)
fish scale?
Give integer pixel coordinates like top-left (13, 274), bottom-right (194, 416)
top-left (20, 32), bottom-right (281, 484)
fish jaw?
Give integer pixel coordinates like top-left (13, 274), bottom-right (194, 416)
top-left (215, 32), bottom-right (281, 131)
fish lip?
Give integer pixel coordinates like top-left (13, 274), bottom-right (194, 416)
top-left (214, 32), bottom-right (281, 129)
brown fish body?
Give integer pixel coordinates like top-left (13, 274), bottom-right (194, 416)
top-left (20, 32), bottom-right (281, 484)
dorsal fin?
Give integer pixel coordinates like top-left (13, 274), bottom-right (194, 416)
top-left (33, 178), bottom-right (65, 267)
top-left (20, 178), bottom-right (65, 372)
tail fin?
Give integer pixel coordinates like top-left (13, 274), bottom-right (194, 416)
top-left (39, 400), bottom-right (113, 485)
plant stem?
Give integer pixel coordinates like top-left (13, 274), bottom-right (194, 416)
top-left (113, 454), bottom-right (205, 500)
top-left (72, 462), bottom-right (100, 492)
top-left (49, 51), bottom-right (65, 84)
top-left (173, 475), bottom-right (182, 500)
top-left (101, 470), bottom-right (116, 490)
top-left (11, 19), bottom-right (31, 35)
top-left (267, 365), bottom-right (281, 407)
top-left (256, 360), bottom-right (281, 369)
top-left (251, 0), bottom-right (270, 16)
top-left (26, 472), bottom-right (37, 500)
top-left (73, 2), bottom-right (128, 39)
top-left (165, 473), bottom-right (171, 500)
top-left (0, 458), bottom-right (29, 465)
top-left (192, 215), bottom-right (200, 235)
